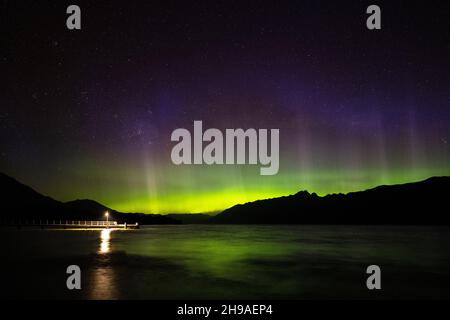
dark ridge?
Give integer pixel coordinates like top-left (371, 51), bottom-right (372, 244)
top-left (212, 176), bottom-right (450, 224)
top-left (2, 172), bottom-right (449, 225)
top-left (0, 173), bottom-right (179, 225)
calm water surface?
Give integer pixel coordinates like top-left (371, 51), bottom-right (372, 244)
top-left (2, 225), bottom-right (450, 299)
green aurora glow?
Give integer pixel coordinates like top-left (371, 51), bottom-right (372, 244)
top-left (30, 156), bottom-right (449, 214)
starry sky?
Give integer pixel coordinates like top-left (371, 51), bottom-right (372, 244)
top-left (1, 1), bottom-right (449, 213)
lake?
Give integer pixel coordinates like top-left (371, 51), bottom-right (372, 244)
top-left (1, 225), bottom-right (450, 299)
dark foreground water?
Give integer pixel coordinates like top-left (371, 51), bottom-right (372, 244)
top-left (1, 225), bottom-right (450, 299)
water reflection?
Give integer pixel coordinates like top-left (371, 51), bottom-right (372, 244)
top-left (90, 266), bottom-right (118, 299)
top-left (99, 228), bottom-right (112, 254)
top-left (5, 225), bottom-right (450, 299)
top-left (90, 228), bottom-right (118, 299)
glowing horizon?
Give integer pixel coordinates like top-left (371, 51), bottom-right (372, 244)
top-left (11, 163), bottom-right (447, 214)
top-left (94, 167), bottom-right (450, 214)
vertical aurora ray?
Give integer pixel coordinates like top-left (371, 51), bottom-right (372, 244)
top-left (1, 2), bottom-right (449, 213)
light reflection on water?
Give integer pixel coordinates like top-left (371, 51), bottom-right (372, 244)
top-left (90, 228), bottom-right (118, 299)
top-left (90, 266), bottom-right (117, 300)
top-left (99, 228), bottom-right (112, 254)
top-left (4, 225), bottom-right (450, 299)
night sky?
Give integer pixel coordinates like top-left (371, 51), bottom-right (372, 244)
top-left (1, 1), bottom-right (449, 213)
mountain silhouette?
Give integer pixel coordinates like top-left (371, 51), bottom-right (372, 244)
top-left (212, 177), bottom-right (450, 224)
top-left (0, 172), bottom-right (179, 225)
top-left (2, 172), bottom-right (450, 225)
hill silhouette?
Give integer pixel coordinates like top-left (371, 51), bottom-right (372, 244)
top-left (212, 177), bottom-right (450, 224)
top-left (2, 172), bottom-right (450, 225)
top-left (0, 173), bottom-right (179, 225)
